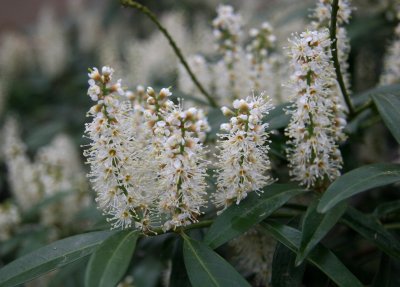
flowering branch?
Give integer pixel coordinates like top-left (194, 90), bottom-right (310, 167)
top-left (120, 0), bottom-right (218, 108)
top-left (330, 0), bottom-right (355, 116)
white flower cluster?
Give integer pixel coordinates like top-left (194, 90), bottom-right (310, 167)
top-left (0, 202), bottom-right (20, 241)
top-left (35, 135), bottom-right (89, 227)
top-left (380, 10), bottom-right (400, 85)
top-left (213, 4), bottom-right (243, 64)
top-left (246, 22), bottom-right (277, 92)
top-left (146, 88), bottom-right (210, 231)
top-left (2, 118), bottom-right (41, 211)
top-left (285, 30), bottom-right (344, 189)
top-left (84, 67), bottom-right (211, 231)
top-left (1, 118), bottom-right (88, 229)
top-left (214, 94), bottom-right (274, 210)
top-left (179, 5), bottom-right (286, 107)
top-left (34, 7), bottom-right (69, 78)
top-left (230, 227), bottom-right (276, 286)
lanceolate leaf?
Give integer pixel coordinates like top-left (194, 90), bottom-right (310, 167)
top-left (372, 93), bottom-right (400, 144)
top-left (352, 83), bottom-right (400, 106)
top-left (261, 221), bottom-right (363, 287)
top-left (85, 230), bottom-right (139, 287)
top-left (204, 184), bottom-right (306, 249)
top-left (182, 234), bottom-right (251, 287)
top-left (373, 200), bottom-right (400, 218)
top-left (318, 163), bottom-right (400, 213)
top-left (272, 242), bottom-right (306, 287)
top-left (0, 231), bottom-right (116, 287)
top-left (296, 201), bottom-right (347, 266)
top-left (342, 207), bottom-right (400, 260)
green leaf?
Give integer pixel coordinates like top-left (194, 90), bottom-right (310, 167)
top-left (261, 221), bottom-right (364, 287)
top-left (342, 207), bottom-right (400, 260)
top-left (373, 200), bottom-right (400, 218)
top-left (182, 234), bottom-right (251, 287)
top-left (296, 200), bottom-right (347, 265)
top-left (204, 183), bottom-right (306, 249)
top-left (0, 231), bottom-right (115, 287)
top-left (264, 102), bottom-right (291, 131)
top-left (372, 94), bottom-right (400, 144)
top-left (352, 83), bottom-right (400, 106)
top-left (272, 242), bottom-right (305, 287)
top-left (372, 254), bottom-right (400, 287)
top-left (170, 237), bottom-right (192, 287)
top-left (318, 163), bottom-right (400, 213)
top-left (48, 257), bottom-right (88, 287)
top-left (85, 230), bottom-right (139, 287)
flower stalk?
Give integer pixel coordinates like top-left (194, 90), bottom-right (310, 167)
top-left (330, 0), bottom-right (355, 116)
top-left (120, 0), bottom-right (218, 108)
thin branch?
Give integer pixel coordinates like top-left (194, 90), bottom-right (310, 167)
top-left (120, 0), bottom-right (218, 108)
top-left (330, 0), bottom-right (355, 116)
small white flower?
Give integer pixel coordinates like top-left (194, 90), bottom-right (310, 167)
top-left (214, 94), bottom-right (274, 211)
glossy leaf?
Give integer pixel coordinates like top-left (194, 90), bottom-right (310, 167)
top-left (182, 234), bottom-right (251, 287)
top-left (373, 200), bottom-right (400, 218)
top-left (0, 231), bottom-right (115, 287)
top-left (48, 257), bottom-right (88, 287)
top-left (85, 230), bottom-right (139, 287)
top-left (297, 201), bottom-right (347, 265)
top-left (352, 83), bottom-right (400, 106)
top-left (204, 184), bottom-right (306, 249)
top-left (318, 163), bottom-right (400, 213)
top-left (342, 207), bottom-right (400, 259)
top-left (272, 242), bottom-right (305, 287)
top-left (261, 221), bottom-right (363, 287)
top-left (169, 237), bottom-right (192, 287)
top-left (372, 93), bottom-right (400, 144)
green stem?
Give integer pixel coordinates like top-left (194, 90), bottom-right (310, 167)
top-left (330, 0), bottom-right (355, 116)
top-left (120, 0), bottom-right (218, 108)
top-left (354, 100), bottom-right (373, 116)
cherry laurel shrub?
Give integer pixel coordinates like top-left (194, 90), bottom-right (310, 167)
top-left (1, 0), bottom-right (400, 287)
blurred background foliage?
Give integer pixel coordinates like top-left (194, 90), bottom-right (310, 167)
top-left (0, 0), bottom-right (400, 286)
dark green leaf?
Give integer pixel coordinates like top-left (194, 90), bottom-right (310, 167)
top-left (0, 231), bottom-right (115, 287)
top-left (352, 83), bottom-right (400, 106)
top-left (48, 257), bottom-right (88, 287)
top-left (318, 163), bottom-right (400, 213)
top-left (297, 200), bottom-right (347, 265)
top-left (373, 200), bottom-right (400, 218)
top-left (169, 237), bottom-right (192, 287)
top-left (342, 207), bottom-right (400, 260)
top-left (204, 183), bottom-right (306, 249)
top-left (264, 102), bottom-right (291, 131)
top-left (182, 234), bottom-right (251, 287)
top-left (372, 93), bottom-right (400, 144)
top-left (272, 242), bottom-right (305, 287)
top-left (372, 254), bottom-right (400, 287)
top-left (261, 221), bottom-right (363, 287)
top-left (85, 230), bottom-right (139, 287)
